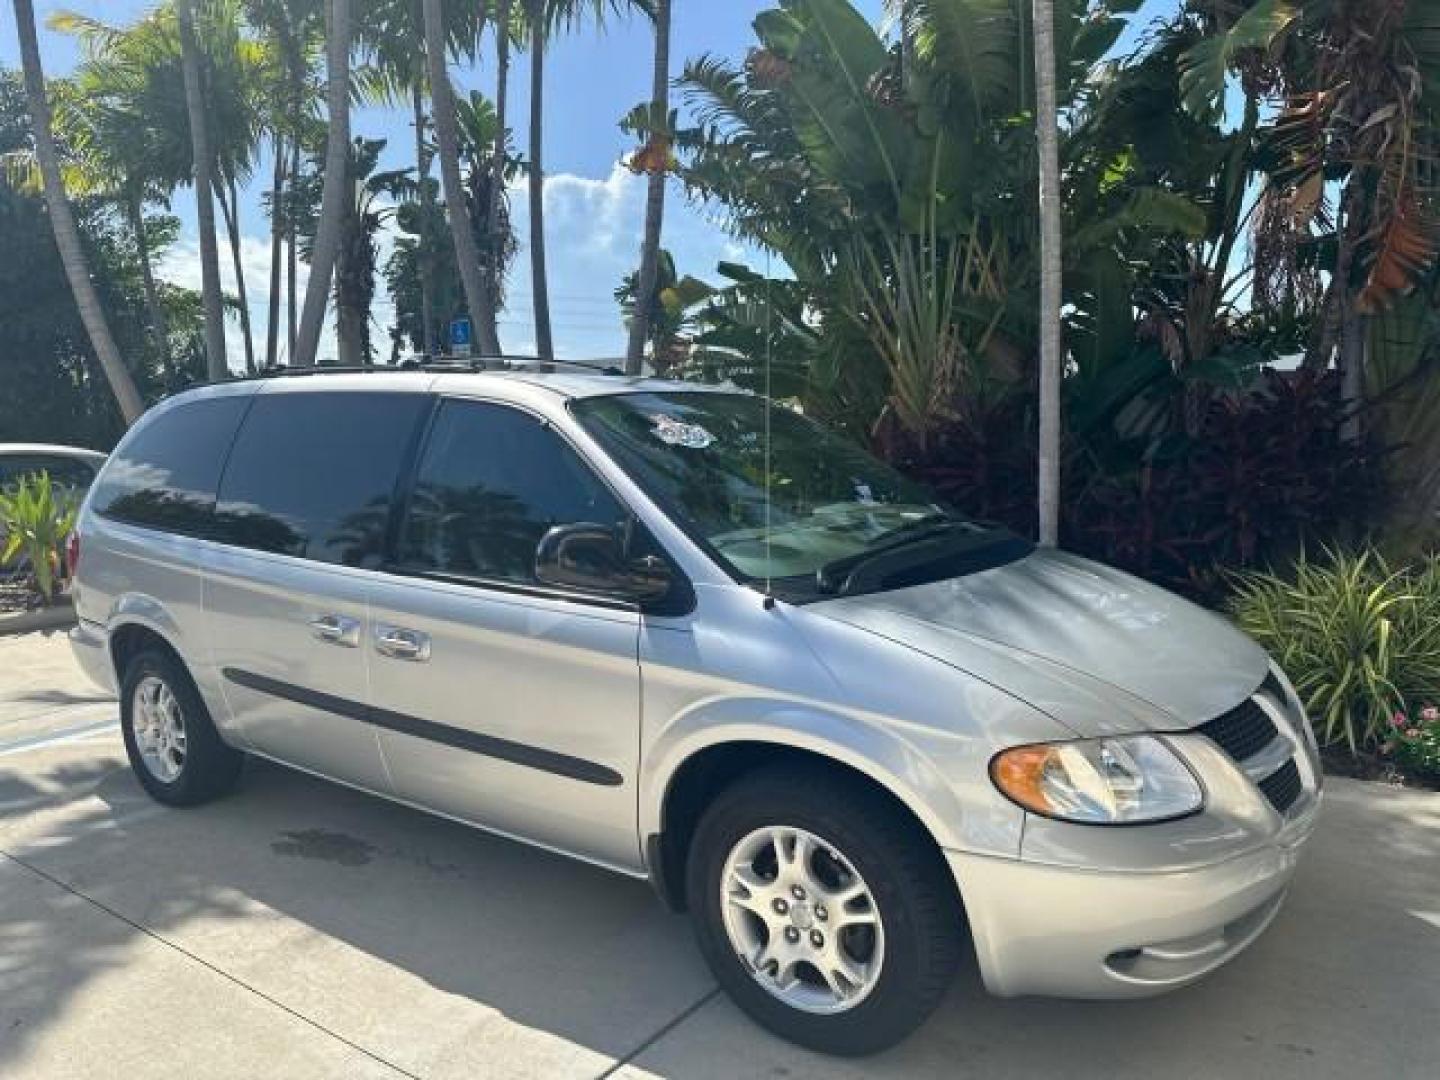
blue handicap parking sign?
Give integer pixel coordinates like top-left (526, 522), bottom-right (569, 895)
top-left (449, 316), bottom-right (473, 350)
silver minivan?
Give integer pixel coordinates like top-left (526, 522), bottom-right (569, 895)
top-left (69, 367), bottom-right (1321, 1055)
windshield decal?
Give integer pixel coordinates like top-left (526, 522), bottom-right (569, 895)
top-left (649, 414), bottom-right (716, 450)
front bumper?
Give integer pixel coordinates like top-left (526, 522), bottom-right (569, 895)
top-left (949, 830), bottom-right (1315, 998)
top-left (949, 671), bottom-right (1325, 999)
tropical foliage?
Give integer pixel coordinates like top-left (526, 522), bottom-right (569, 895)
top-left (627, 0), bottom-right (1437, 584)
top-left (0, 472), bottom-right (81, 602)
top-left (0, 70), bottom-right (203, 447)
top-left (2, 0), bottom-right (1437, 604)
top-left (1231, 550), bottom-right (1440, 754)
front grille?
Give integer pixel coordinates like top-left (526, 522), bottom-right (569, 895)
top-left (1257, 758), bottom-right (1303, 815)
top-left (1195, 675), bottom-right (1307, 817)
top-left (1196, 695), bottom-right (1278, 762)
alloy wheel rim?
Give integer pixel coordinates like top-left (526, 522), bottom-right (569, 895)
top-left (719, 825), bottom-right (885, 1015)
top-left (131, 675), bottom-right (186, 783)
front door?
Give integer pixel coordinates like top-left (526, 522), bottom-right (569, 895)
top-left (366, 398), bottom-right (643, 871)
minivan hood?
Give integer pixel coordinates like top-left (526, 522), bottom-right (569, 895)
top-left (811, 548), bottom-right (1268, 737)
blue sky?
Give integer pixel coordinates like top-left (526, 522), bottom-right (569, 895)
top-left (2, 0), bottom-right (1174, 370)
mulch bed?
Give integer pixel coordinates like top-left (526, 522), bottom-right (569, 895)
top-left (0, 577), bottom-right (45, 615)
top-left (1322, 746), bottom-right (1440, 792)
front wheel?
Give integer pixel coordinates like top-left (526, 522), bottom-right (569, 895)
top-left (686, 766), bottom-right (965, 1056)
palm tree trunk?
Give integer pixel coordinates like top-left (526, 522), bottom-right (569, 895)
top-left (529, 16), bottom-right (554, 360)
top-left (488, 0), bottom-right (512, 344)
top-left (1032, 0), bottom-right (1062, 546)
top-left (412, 84), bottom-right (439, 357)
top-left (176, 0), bottom-right (229, 381)
top-left (296, 0), bottom-right (353, 367)
top-left (126, 191), bottom-right (171, 365)
top-left (1340, 311), bottom-right (1367, 445)
top-left (218, 174), bottom-right (257, 375)
top-left (12, 0), bottom-right (144, 424)
top-left (288, 137), bottom-right (300, 360)
top-left (423, 0), bottom-right (499, 357)
top-left (625, 0), bottom-right (671, 374)
top-left (266, 134), bottom-right (286, 370)
top-left (335, 225), bottom-right (366, 366)
top-left (333, 157), bottom-right (367, 366)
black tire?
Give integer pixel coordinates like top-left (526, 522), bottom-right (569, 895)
top-left (119, 648), bottom-right (243, 806)
top-left (686, 764), bottom-right (965, 1056)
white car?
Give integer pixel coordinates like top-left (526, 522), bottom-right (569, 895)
top-left (0, 443), bottom-right (107, 492)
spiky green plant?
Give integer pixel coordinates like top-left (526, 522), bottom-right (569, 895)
top-left (0, 472), bottom-right (80, 603)
top-left (1231, 550), bottom-right (1440, 754)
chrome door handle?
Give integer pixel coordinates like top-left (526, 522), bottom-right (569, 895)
top-left (374, 624), bottom-right (431, 662)
top-left (309, 614), bottom-right (361, 648)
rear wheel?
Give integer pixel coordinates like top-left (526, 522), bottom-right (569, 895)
top-left (686, 765), bottom-right (964, 1056)
top-left (120, 649), bottom-right (243, 806)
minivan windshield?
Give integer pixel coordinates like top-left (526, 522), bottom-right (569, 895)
top-left (571, 392), bottom-right (1032, 601)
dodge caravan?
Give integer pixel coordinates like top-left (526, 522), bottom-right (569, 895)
top-left (69, 367), bottom-right (1321, 1055)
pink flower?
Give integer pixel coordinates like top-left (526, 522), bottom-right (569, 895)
top-left (1393, 713), bottom-right (1409, 728)
top-left (1421, 706), bottom-right (1439, 724)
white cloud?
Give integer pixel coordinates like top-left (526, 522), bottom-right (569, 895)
top-left (157, 164), bottom-right (767, 368)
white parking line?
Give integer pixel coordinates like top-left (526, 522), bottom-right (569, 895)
top-left (0, 718), bottom-right (119, 757)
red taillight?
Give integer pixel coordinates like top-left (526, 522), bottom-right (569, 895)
top-left (65, 530), bottom-right (81, 579)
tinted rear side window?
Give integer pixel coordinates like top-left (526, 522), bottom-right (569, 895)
top-left (398, 400), bottom-right (627, 586)
top-left (215, 391), bottom-right (427, 567)
top-left (92, 397), bottom-right (250, 536)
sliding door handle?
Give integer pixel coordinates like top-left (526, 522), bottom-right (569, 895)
top-left (309, 614), bottom-right (361, 648)
top-left (374, 624), bottom-right (431, 662)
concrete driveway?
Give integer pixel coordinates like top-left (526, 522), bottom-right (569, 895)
top-left (1, 631), bottom-right (1437, 1079)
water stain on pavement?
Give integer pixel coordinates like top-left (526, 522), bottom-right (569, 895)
top-left (271, 828), bottom-right (377, 867)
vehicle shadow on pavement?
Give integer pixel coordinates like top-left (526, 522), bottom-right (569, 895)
top-left (2, 748), bottom-right (711, 1077)
top-left (0, 754), bottom-right (125, 822)
top-left (1, 746), bottom-right (1438, 1079)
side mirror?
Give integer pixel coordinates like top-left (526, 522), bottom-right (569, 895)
top-left (535, 523), bottom-right (673, 605)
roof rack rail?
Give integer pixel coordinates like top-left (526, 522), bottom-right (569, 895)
top-left (247, 356), bottom-right (628, 379)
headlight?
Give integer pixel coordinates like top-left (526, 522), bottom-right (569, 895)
top-left (990, 736), bottom-right (1203, 824)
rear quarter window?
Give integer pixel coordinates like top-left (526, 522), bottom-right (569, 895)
top-left (214, 391), bottom-right (428, 567)
top-left (91, 396), bottom-right (250, 537)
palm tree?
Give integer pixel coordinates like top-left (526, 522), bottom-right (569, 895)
top-left (53, 4), bottom-right (269, 376)
top-left (522, 0), bottom-right (640, 361)
top-left (523, 0), bottom-right (554, 360)
top-left (295, 0), bottom-right (352, 367)
top-left (244, 0), bottom-right (322, 369)
top-left (292, 137), bottom-right (409, 364)
top-left (1032, 0), bottom-right (1061, 546)
top-left (194, 0), bottom-right (269, 376)
top-left (411, 87), bottom-right (440, 356)
top-left (488, 0), bottom-right (515, 350)
top-left (175, 0), bottom-right (229, 381)
top-left (356, 0), bottom-right (487, 355)
top-left (5, 80), bottom-right (173, 364)
top-left (10, 0), bottom-right (144, 423)
top-left (423, 0), bottom-right (500, 355)
top-left (624, 0), bottom-right (670, 374)
top-left (456, 89), bottom-right (522, 301)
